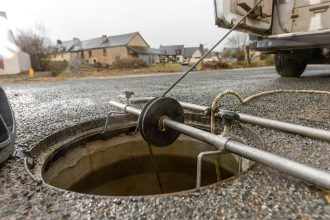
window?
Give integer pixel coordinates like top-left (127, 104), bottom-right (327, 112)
top-left (80, 51), bottom-right (84, 58)
top-left (103, 48), bottom-right (107, 57)
top-left (0, 56), bottom-right (4, 69)
top-left (89, 51), bottom-right (92, 57)
top-left (115, 56), bottom-right (121, 62)
top-left (176, 50), bottom-right (182, 55)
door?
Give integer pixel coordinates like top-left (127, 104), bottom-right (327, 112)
top-left (292, 0), bottom-right (330, 32)
top-left (214, 0), bottom-right (274, 35)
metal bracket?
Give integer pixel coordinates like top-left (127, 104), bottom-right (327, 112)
top-left (103, 111), bottom-right (128, 133)
top-left (124, 91), bottom-right (134, 104)
top-left (196, 150), bottom-right (225, 188)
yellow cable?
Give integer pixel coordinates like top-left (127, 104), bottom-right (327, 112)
top-left (210, 89), bottom-right (330, 133)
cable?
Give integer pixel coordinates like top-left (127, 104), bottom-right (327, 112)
top-left (210, 89), bottom-right (330, 134)
top-left (161, 0), bottom-right (265, 97)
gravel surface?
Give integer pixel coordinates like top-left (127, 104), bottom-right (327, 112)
top-left (0, 66), bottom-right (330, 219)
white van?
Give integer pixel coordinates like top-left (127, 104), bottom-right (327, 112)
top-left (214, 0), bottom-right (330, 77)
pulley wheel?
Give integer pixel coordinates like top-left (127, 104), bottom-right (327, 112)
top-left (139, 97), bottom-right (184, 147)
top-left (138, 97), bottom-right (158, 141)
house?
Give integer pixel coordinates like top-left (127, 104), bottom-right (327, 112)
top-left (159, 45), bottom-right (185, 63)
top-left (184, 47), bottom-right (203, 60)
top-left (159, 45), bottom-right (215, 64)
top-left (52, 32), bottom-right (159, 65)
top-left (0, 12), bottom-right (31, 75)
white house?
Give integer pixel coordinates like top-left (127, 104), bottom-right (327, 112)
top-left (0, 12), bottom-right (31, 75)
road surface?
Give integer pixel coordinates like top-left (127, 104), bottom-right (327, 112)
top-left (1, 66), bottom-right (330, 219)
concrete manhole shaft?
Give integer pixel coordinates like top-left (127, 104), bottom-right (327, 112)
top-left (26, 114), bottom-right (251, 197)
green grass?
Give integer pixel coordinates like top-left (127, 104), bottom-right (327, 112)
top-left (57, 71), bottom-right (76, 79)
top-left (144, 63), bottom-right (182, 73)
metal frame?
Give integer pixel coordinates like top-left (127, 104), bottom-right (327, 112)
top-left (131, 97), bottom-right (330, 142)
top-left (110, 101), bottom-right (330, 190)
top-left (196, 150), bottom-right (224, 188)
top-left (256, 31), bottom-right (330, 51)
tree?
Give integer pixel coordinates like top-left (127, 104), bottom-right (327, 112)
top-left (16, 24), bottom-right (52, 71)
top-left (226, 32), bottom-right (249, 62)
top-left (226, 32), bottom-right (249, 49)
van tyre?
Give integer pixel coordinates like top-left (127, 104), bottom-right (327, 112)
top-left (275, 52), bottom-right (307, 77)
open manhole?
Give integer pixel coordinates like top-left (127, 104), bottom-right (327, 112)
top-left (26, 114), bottom-right (251, 197)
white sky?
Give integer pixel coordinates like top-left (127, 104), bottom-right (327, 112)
top-left (2, 0), bottom-right (231, 49)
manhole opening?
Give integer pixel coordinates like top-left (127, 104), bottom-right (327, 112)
top-left (42, 131), bottom-right (251, 197)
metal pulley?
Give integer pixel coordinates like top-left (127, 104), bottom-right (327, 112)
top-left (138, 97), bottom-right (184, 147)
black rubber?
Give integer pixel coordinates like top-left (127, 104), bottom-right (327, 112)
top-left (0, 87), bottom-right (16, 165)
top-left (140, 97), bottom-right (184, 147)
top-left (138, 97), bottom-right (158, 141)
top-left (275, 51), bottom-right (307, 77)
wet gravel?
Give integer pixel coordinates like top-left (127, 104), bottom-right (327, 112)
top-left (1, 66), bottom-right (330, 219)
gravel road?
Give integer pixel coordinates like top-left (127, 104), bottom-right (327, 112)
top-left (1, 66), bottom-right (330, 219)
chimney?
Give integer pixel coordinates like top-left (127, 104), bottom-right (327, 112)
top-left (102, 35), bottom-right (108, 43)
top-left (73, 37), bottom-right (80, 43)
top-left (0, 11), bottom-right (7, 19)
top-left (57, 40), bottom-right (62, 44)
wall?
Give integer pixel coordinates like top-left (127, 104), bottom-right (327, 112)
top-left (128, 34), bottom-right (149, 47)
top-left (0, 54), bottom-right (20, 75)
top-left (192, 50), bottom-right (202, 59)
top-left (108, 47), bottom-right (128, 64)
top-left (82, 47), bottom-right (128, 65)
top-left (52, 46), bottom-right (130, 65)
top-left (17, 51), bottom-right (31, 71)
top-left (51, 52), bottom-right (72, 62)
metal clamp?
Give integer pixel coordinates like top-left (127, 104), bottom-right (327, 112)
top-left (124, 91), bottom-right (134, 104)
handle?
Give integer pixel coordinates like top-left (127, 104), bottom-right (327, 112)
top-left (309, 5), bottom-right (329, 13)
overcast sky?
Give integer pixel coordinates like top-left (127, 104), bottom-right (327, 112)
top-left (2, 0), bottom-right (232, 49)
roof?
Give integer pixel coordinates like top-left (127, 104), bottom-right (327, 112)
top-left (184, 47), bottom-right (199, 57)
top-left (159, 45), bottom-right (184, 56)
top-left (128, 46), bottom-right (161, 55)
top-left (56, 32), bottom-right (140, 52)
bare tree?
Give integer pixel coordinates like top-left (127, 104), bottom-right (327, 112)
top-left (226, 32), bottom-right (249, 49)
top-left (16, 24), bottom-right (52, 71)
top-left (226, 32), bottom-right (249, 61)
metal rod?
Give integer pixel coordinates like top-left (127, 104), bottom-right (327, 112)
top-left (109, 101), bottom-right (330, 190)
top-left (160, 0), bottom-right (264, 97)
top-left (130, 97), bottom-right (330, 142)
top-left (224, 141), bottom-right (330, 190)
top-left (110, 101), bottom-right (142, 115)
top-left (163, 118), bottom-right (330, 190)
top-left (238, 113), bottom-right (330, 142)
top-left (131, 97), bottom-right (209, 113)
top-left (196, 150), bottom-right (223, 188)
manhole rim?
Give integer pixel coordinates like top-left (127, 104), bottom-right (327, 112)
top-left (25, 115), bottom-right (254, 198)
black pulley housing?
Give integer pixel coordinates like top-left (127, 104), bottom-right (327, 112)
top-left (139, 97), bottom-right (184, 147)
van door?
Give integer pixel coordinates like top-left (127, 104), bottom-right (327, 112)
top-left (214, 0), bottom-right (273, 35)
top-left (292, 0), bottom-right (330, 32)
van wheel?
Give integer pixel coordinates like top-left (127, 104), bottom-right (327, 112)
top-left (275, 52), bottom-right (307, 77)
